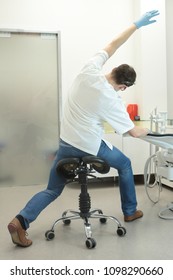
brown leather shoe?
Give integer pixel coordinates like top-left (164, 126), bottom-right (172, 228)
top-left (124, 210), bottom-right (143, 222)
top-left (8, 218), bottom-right (32, 247)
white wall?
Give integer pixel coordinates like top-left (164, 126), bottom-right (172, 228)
top-left (0, 0), bottom-right (167, 120)
top-left (166, 0), bottom-right (173, 119)
top-left (134, 0), bottom-right (167, 120)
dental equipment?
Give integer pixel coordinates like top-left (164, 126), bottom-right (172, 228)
top-left (149, 108), bottom-right (167, 134)
top-left (142, 108), bottom-right (168, 204)
top-left (140, 106), bottom-right (173, 219)
top-left (142, 133), bottom-right (173, 219)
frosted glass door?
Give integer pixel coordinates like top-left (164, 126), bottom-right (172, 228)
top-left (0, 31), bottom-right (61, 186)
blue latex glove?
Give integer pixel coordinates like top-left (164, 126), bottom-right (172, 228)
top-left (134, 10), bottom-right (160, 29)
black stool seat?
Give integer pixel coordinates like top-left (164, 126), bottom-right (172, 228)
top-left (45, 156), bottom-right (126, 249)
top-left (56, 156), bottom-right (110, 179)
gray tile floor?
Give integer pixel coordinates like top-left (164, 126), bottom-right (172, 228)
top-left (1, 179), bottom-right (173, 260)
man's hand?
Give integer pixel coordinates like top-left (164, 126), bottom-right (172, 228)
top-left (134, 10), bottom-right (160, 29)
top-left (128, 126), bottom-right (150, 138)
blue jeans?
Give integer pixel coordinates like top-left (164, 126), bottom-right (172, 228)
top-left (19, 139), bottom-right (137, 229)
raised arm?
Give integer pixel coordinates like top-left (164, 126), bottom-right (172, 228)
top-left (103, 24), bottom-right (136, 58)
top-left (104, 10), bottom-right (159, 58)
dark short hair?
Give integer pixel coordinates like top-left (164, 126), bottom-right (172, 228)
top-left (111, 64), bottom-right (136, 87)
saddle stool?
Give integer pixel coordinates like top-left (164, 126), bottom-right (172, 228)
top-left (45, 156), bottom-right (126, 249)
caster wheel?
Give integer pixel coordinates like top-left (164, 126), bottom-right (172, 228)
top-left (85, 238), bottom-right (96, 249)
top-left (45, 230), bottom-right (55, 240)
top-left (63, 219), bottom-right (71, 225)
top-left (100, 217), bottom-right (107, 224)
top-left (117, 226), bottom-right (126, 237)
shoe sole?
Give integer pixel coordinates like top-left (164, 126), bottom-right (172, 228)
top-left (8, 223), bottom-right (32, 247)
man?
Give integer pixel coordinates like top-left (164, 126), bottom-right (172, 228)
top-left (8, 10), bottom-right (159, 247)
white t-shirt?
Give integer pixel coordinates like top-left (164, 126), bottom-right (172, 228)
top-left (60, 50), bottom-right (134, 155)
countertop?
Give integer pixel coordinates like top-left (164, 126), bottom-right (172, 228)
top-left (104, 120), bottom-right (150, 134)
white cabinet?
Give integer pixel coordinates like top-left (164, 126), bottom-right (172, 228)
top-left (122, 136), bottom-right (150, 175)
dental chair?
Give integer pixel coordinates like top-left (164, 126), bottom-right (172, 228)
top-left (45, 156), bottom-right (126, 249)
top-left (143, 133), bottom-right (173, 151)
top-left (142, 133), bottom-right (173, 219)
